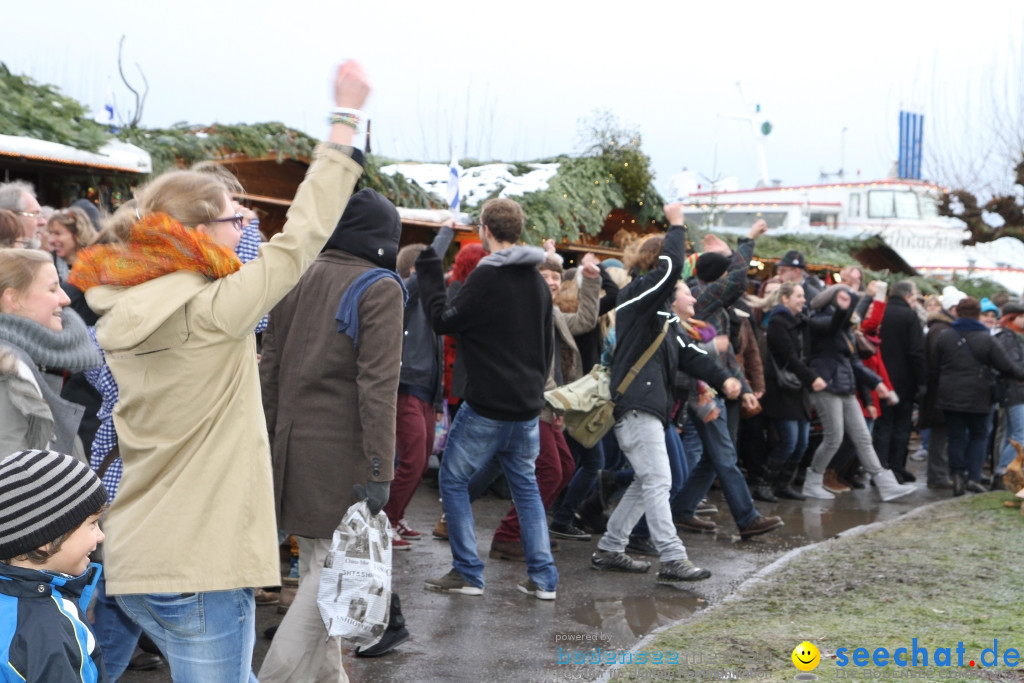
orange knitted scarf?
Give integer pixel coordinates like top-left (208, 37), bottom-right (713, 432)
top-left (70, 213), bottom-right (241, 291)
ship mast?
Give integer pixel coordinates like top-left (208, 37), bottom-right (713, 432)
top-left (719, 82), bottom-right (771, 188)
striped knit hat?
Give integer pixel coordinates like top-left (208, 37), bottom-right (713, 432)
top-left (0, 450), bottom-right (108, 561)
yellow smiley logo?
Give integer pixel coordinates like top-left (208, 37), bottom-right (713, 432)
top-left (792, 641), bottom-right (821, 671)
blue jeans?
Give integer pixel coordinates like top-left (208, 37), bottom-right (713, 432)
top-left (673, 401), bottom-right (758, 529)
top-left (439, 403), bottom-right (557, 591)
top-left (998, 404), bottom-right (1024, 473)
top-left (92, 572), bottom-right (143, 681)
top-left (116, 590), bottom-right (258, 683)
top-left (944, 410), bottom-right (991, 482)
top-left (767, 418), bottom-right (810, 466)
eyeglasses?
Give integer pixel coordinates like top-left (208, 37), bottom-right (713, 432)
top-left (206, 213), bottom-right (244, 231)
top-left (17, 211), bottom-right (42, 218)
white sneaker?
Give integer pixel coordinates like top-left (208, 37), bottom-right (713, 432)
top-left (909, 448), bottom-right (928, 462)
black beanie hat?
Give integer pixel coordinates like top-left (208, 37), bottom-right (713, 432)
top-left (323, 189), bottom-right (402, 272)
top-left (0, 450), bottom-right (108, 560)
top-left (695, 251), bottom-right (730, 283)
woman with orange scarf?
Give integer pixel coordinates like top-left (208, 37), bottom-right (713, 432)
top-left (67, 61), bottom-right (371, 683)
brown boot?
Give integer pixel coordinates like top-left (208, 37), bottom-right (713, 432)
top-left (432, 512), bottom-right (448, 540)
top-left (823, 468), bottom-right (851, 493)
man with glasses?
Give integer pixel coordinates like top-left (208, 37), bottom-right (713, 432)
top-left (0, 180), bottom-right (47, 248)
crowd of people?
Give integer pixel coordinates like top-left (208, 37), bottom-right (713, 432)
top-left (2, 60), bottom-right (1023, 683)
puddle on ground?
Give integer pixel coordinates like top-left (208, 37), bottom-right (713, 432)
top-left (569, 590), bottom-right (706, 644)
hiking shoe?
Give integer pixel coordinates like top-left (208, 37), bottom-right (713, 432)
top-left (395, 519), bottom-right (422, 540)
top-left (738, 515), bottom-right (784, 540)
top-left (626, 536), bottom-right (659, 557)
top-left (695, 499), bottom-right (718, 515)
top-left (674, 516), bottom-right (717, 534)
top-left (432, 513), bottom-right (448, 540)
top-left (517, 578), bottom-right (556, 600)
top-left (590, 549), bottom-right (650, 573)
top-left (657, 558), bottom-right (711, 583)
top-left (549, 522), bottom-right (592, 541)
top-left (424, 568), bottom-right (483, 595)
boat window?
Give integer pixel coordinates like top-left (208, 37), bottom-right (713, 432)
top-left (868, 190), bottom-right (921, 219)
top-left (919, 194), bottom-right (939, 218)
top-left (848, 194), bottom-right (861, 217)
top-left (808, 212), bottom-right (838, 228)
top-left (682, 211), bottom-right (789, 229)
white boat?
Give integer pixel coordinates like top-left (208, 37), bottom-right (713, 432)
top-left (667, 172), bottom-right (1024, 294)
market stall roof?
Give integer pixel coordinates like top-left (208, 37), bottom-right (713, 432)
top-left (0, 134), bottom-right (151, 174)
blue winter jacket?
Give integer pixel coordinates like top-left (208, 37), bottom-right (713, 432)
top-left (0, 562), bottom-right (106, 682)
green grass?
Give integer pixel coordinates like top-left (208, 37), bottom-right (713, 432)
top-left (610, 493), bottom-right (1024, 682)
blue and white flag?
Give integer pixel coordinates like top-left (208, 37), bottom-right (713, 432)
top-left (447, 154), bottom-right (460, 214)
top-left (95, 81), bottom-right (116, 130)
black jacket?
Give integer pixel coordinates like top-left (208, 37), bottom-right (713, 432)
top-left (417, 244), bottom-right (553, 422)
top-left (934, 318), bottom-right (1024, 414)
top-left (879, 296), bottom-right (926, 397)
top-left (920, 312), bottom-right (953, 427)
top-left (402, 225), bottom-right (455, 406)
top-left (611, 225), bottom-right (731, 426)
top-left (808, 294), bottom-right (881, 396)
top-left (763, 305), bottom-right (817, 420)
top-left (994, 326), bottom-right (1024, 407)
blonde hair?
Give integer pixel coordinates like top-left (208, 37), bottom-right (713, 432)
top-left (101, 200), bottom-right (139, 242)
top-left (0, 250), bottom-right (52, 308)
top-left (47, 207), bottom-right (99, 251)
top-left (554, 278), bottom-right (580, 314)
top-left (135, 171), bottom-right (229, 230)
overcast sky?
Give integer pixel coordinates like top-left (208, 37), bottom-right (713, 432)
top-left (3, 1), bottom-right (1023, 196)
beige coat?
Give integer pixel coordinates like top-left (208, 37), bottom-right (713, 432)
top-left (84, 145), bottom-right (363, 595)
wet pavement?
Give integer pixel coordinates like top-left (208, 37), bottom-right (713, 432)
top-left (121, 457), bottom-right (952, 682)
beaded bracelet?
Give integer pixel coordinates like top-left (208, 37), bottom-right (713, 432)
top-left (329, 112), bottom-right (360, 129)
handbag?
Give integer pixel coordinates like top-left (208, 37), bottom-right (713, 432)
top-left (317, 500), bottom-right (393, 646)
top-left (546, 320), bottom-right (670, 448)
top-left (770, 354), bottom-right (803, 392)
top-left (853, 329), bottom-right (877, 359)
top-left (955, 332), bottom-right (1004, 405)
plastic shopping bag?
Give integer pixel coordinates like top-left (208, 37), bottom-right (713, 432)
top-left (317, 500), bottom-right (393, 645)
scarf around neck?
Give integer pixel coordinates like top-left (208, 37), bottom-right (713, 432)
top-left (0, 309), bottom-right (102, 372)
top-left (69, 212), bottom-right (241, 291)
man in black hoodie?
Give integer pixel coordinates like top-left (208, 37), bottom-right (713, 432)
top-left (415, 197), bottom-right (558, 600)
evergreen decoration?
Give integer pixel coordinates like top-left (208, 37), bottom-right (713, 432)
top-left (468, 155), bottom-right (665, 245)
top-left (0, 63), bottom-right (112, 152)
top-left (118, 122), bottom-right (320, 175)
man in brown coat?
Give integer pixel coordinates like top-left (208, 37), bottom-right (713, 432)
top-left (259, 188), bottom-right (406, 682)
